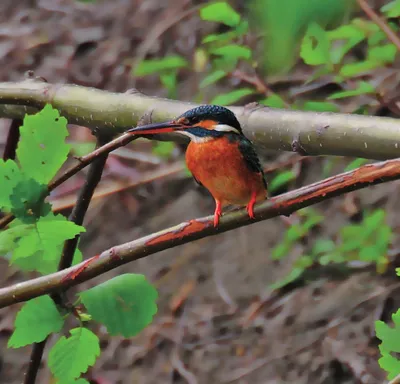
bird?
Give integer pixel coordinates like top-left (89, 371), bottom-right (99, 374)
top-left (127, 105), bottom-right (268, 227)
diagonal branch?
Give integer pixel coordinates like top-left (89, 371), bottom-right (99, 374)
top-left (0, 80), bottom-right (400, 160)
top-left (0, 158), bottom-right (400, 309)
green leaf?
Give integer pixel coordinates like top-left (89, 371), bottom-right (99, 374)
top-left (300, 22), bottom-right (331, 66)
top-left (368, 45), bottom-right (397, 64)
top-left (269, 171), bottom-right (296, 192)
top-left (200, 2), bottom-right (241, 27)
top-left (200, 70), bottom-right (227, 88)
top-left (339, 60), bottom-right (384, 78)
top-left (260, 94), bottom-right (286, 108)
top-left (202, 20), bottom-right (248, 43)
top-left (344, 158), bottom-right (369, 171)
top-left (8, 295), bottom-right (64, 348)
top-left (328, 81), bottom-right (375, 100)
top-left (16, 104), bottom-right (70, 185)
top-left (160, 72), bottom-right (178, 99)
top-left (301, 101), bottom-right (339, 112)
top-left (0, 223), bottom-right (33, 255)
top-left (312, 239), bottom-right (336, 256)
top-left (211, 88), bottom-right (254, 105)
top-left (10, 178), bottom-right (50, 223)
top-left (134, 56), bottom-right (188, 76)
top-left (210, 45), bottom-right (251, 61)
top-left (80, 274), bottom-right (158, 337)
top-left (376, 309), bottom-right (400, 379)
top-left (0, 160), bottom-right (24, 211)
top-left (152, 142), bottom-right (176, 158)
top-left (10, 212), bottom-right (85, 273)
top-left (48, 327), bottom-right (100, 382)
top-left (381, 0), bottom-right (400, 18)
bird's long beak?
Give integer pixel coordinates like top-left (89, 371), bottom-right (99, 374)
top-left (126, 120), bottom-right (185, 135)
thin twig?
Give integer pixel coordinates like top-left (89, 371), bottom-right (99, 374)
top-left (1, 158), bottom-right (400, 309)
top-left (3, 119), bottom-right (21, 161)
top-left (23, 137), bottom-right (110, 384)
top-left (357, 0), bottom-right (400, 52)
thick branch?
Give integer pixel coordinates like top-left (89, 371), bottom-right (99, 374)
top-left (0, 80), bottom-right (399, 160)
top-left (0, 158), bottom-right (399, 308)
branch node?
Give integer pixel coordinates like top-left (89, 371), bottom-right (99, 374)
top-left (291, 136), bottom-right (309, 156)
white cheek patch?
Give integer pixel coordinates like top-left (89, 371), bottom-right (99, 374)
top-left (214, 124), bottom-right (240, 134)
top-left (177, 130), bottom-right (212, 143)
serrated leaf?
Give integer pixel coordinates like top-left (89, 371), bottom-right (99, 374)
top-left (16, 104), bottom-right (70, 185)
top-left (211, 88), bottom-right (254, 105)
top-left (49, 327), bottom-right (100, 381)
top-left (8, 295), bottom-right (64, 348)
top-left (301, 22), bottom-right (331, 66)
top-left (134, 56), bottom-right (188, 76)
top-left (328, 81), bottom-right (375, 100)
top-left (210, 45), bottom-right (251, 61)
top-left (200, 2), bottom-right (240, 27)
top-left (10, 212), bottom-right (85, 272)
top-left (80, 274), bottom-right (158, 337)
top-left (376, 309), bottom-right (400, 379)
top-left (10, 178), bottom-right (51, 223)
top-left (200, 70), bottom-right (227, 88)
top-left (0, 160), bottom-right (25, 211)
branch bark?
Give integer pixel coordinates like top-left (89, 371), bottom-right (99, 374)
top-left (0, 80), bottom-right (400, 160)
top-left (1, 158), bottom-right (400, 309)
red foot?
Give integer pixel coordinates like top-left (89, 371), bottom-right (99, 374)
top-left (246, 192), bottom-right (257, 219)
top-left (62, 254), bottom-right (100, 282)
top-left (214, 200), bottom-right (222, 227)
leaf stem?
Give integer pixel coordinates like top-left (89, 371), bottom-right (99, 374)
top-left (23, 137), bottom-right (110, 384)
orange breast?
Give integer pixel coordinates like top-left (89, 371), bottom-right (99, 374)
top-left (185, 137), bottom-right (267, 206)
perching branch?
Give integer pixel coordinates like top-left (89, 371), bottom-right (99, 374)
top-left (1, 158), bottom-right (400, 309)
top-left (0, 80), bottom-right (400, 160)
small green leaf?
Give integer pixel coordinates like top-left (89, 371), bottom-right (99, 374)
top-left (368, 45), bottom-right (397, 64)
top-left (269, 171), bottom-right (295, 193)
top-left (8, 295), bottom-right (64, 348)
top-left (200, 2), bottom-right (240, 27)
top-left (200, 70), bottom-right (227, 88)
top-left (48, 327), bottom-right (100, 381)
top-left (340, 60), bottom-right (383, 78)
top-left (211, 88), bottom-right (254, 105)
top-left (328, 81), bottom-right (375, 100)
top-left (301, 101), bottom-right (339, 112)
top-left (301, 23), bottom-right (331, 66)
top-left (16, 104), bottom-right (70, 185)
top-left (381, 0), bottom-right (400, 18)
top-left (160, 72), bottom-right (178, 99)
top-left (260, 94), bottom-right (286, 108)
top-left (210, 45), bottom-right (251, 60)
top-left (134, 56), bottom-right (188, 76)
top-left (80, 274), bottom-right (158, 337)
top-left (10, 178), bottom-right (50, 223)
top-left (202, 20), bottom-right (248, 43)
top-left (0, 160), bottom-right (24, 211)
top-left (152, 142), bottom-right (176, 158)
top-left (344, 158), bottom-right (369, 171)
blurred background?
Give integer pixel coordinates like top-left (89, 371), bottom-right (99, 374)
top-left (1, 0), bottom-right (400, 383)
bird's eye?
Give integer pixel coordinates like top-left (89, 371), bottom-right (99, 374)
top-left (189, 116), bottom-right (200, 124)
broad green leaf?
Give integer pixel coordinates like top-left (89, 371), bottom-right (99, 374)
top-left (368, 45), bottom-right (397, 64)
top-left (344, 158), bottom-right (369, 171)
top-left (211, 88), bottom-right (254, 105)
top-left (10, 178), bottom-right (51, 223)
top-left (16, 104), bottom-right (70, 185)
top-left (269, 171), bottom-right (295, 193)
top-left (300, 22), bottom-right (331, 66)
top-left (328, 81), bottom-right (375, 100)
top-left (8, 295), bottom-right (64, 348)
top-left (376, 309), bottom-right (400, 379)
top-left (381, 0), bottom-right (400, 18)
top-left (0, 160), bottom-right (24, 211)
top-left (80, 274), bottom-right (158, 337)
top-left (301, 101), bottom-right (339, 112)
top-left (200, 2), bottom-right (240, 27)
top-left (260, 94), bottom-right (286, 108)
top-left (200, 70), bottom-right (227, 88)
top-left (210, 45), bottom-right (251, 61)
top-left (48, 327), bottom-right (100, 381)
top-left (10, 212), bottom-right (85, 272)
top-left (134, 56), bottom-right (188, 76)
top-left (0, 223), bottom-right (33, 255)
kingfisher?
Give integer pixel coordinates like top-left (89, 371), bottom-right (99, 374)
top-left (127, 105), bottom-right (268, 227)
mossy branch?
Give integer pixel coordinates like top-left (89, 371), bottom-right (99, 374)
top-left (0, 80), bottom-right (399, 160)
